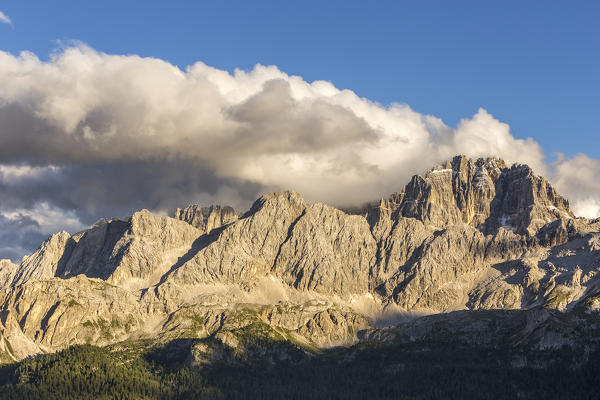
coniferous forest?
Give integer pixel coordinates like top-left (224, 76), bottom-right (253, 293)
top-left (1, 337), bottom-right (600, 400)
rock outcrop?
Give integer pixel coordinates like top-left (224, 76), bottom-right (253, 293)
top-left (175, 205), bottom-right (237, 234)
top-left (0, 259), bottom-right (18, 288)
top-left (11, 231), bottom-right (73, 287)
top-left (365, 155), bottom-right (573, 236)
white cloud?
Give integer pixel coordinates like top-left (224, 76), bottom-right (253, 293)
top-left (4, 203), bottom-right (85, 234)
top-left (451, 109), bottom-right (547, 175)
top-left (0, 45), bottom-right (556, 205)
top-left (0, 11), bottom-right (11, 25)
top-left (571, 198), bottom-right (600, 220)
top-left (551, 153), bottom-right (600, 218)
top-left (0, 44), bottom-right (598, 259)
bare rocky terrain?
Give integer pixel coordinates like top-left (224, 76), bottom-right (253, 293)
top-left (1, 155), bottom-right (600, 364)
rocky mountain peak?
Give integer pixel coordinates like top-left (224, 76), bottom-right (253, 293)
top-left (10, 231), bottom-right (72, 287)
top-left (247, 190), bottom-right (307, 215)
top-left (369, 155), bottom-right (573, 236)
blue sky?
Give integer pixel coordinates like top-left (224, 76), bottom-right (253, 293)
top-left (1, 0), bottom-right (598, 158)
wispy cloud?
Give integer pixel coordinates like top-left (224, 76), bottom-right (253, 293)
top-left (0, 11), bottom-right (11, 25)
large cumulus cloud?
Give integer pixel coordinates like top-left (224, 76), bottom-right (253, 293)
top-left (0, 44), bottom-right (597, 261)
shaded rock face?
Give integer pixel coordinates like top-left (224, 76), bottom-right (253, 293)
top-left (174, 205), bottom-right (237, 234)
top-left (1, 155), bottom-right (600, 362)
top-left (10, 211), bottom-right (202, 290)
top-left (55, 219), bottom-right (128, 281)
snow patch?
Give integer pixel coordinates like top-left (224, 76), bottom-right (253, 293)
top-left (499, 216), bottom-right (516, 232)
top-left (473, 166), bottom-right (491, 189)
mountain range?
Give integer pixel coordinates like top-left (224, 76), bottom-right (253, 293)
top-left (1, 154), bottom-right (599, 367)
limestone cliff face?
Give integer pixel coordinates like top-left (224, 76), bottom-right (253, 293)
top-left (54, 219), bottom-right (128, 281)
top-left (271, 203), bottom-right (376, 295)
top-left (381, 224), bottom-right (489, 312)
top-left (0, 260), bottom-right (18, 288)
top-left (0, 277), bottom-right (143, 350)
top-left (166, 192), bottom-right (378, 298)
top-left (174, 205), bottom-right (238, 234)
top-left (367, 155), bottom-right (573, 236)
top-left (1, 155), bottom-right (599, 362)
top-left (11, 211), bottom-right (203, 290)
top-left (103, 210), bottom-right (202, 287)
top-left (11, 231), bottom-right (73, 287)
top-left (168, 190), bottom-right (308, 287)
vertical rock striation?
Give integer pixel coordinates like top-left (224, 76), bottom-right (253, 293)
top-left (174, 205), bottom-right (238, 234)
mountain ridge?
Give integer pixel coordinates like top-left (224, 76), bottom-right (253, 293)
top-left (1, 154), bottom-right (599, 362)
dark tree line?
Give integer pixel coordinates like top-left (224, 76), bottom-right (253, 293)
top-left (1, 341), bottom-right (600, 400)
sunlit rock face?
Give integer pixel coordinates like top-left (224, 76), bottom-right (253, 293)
top-left (1, 155), bottom-right (600, 362)
top-left (366, 155), bottom-right (573, 236)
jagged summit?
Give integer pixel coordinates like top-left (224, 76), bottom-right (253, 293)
top-left (1, 155), bottom-right (599, 362)
top-left (367, 155), bottom-right (573, 236)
